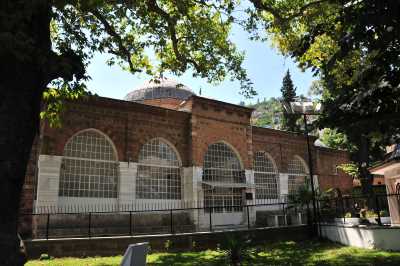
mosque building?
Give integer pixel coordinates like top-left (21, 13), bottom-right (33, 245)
top-left (19, 78), bottom-right (352, 237)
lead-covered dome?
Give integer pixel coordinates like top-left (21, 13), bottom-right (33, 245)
top-left (124, 78), bottom-right (194, 102)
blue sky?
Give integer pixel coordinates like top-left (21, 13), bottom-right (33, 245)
top-left (86, 25), bottom-right (315, 105)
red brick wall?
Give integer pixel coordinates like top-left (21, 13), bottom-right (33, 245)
top-left (252, 127), bottom-right (314, 173)
top-left (42, 96), bottom-right (191, 166)
top-left (252, 127), bottom-right (353, 193)
top-left (316, 147), bottom-right (353, 193)
top-left (189, 96), bottom-right (253, 168)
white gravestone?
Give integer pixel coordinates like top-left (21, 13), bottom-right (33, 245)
top-left (120, 242), bottom-right (149, 266)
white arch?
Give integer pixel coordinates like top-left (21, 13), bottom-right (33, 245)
top-left (205, 140), bottom-right (244, 169)
top-left (138, 137), bottom-right (182, 166)
top-left (253, 151), bottom-right (279, 173)
top-left (290, 155), bottom-right (309, 174)
top-left (63, 128), bottom-right (119, 161)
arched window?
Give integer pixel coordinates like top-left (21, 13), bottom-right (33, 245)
top-left (254, 152), bottom-right (279, 199)
top-left (59, 130), bottom-right (119, 198)
top-left (287, 156), bottom-right (308, 195)
top-left (136, 138), bottom-right (181, 199)
top-left (203, 142), bottom-right (244, 213)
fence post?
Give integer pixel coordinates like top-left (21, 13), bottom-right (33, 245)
top-left (46, 213), bottom-right (50, 240)
top-left (375, 194), bottom-right (382, 225)
top-left (209, 207), bottom-right (212, 232)
top-left (341, 197), bottom-right (345, 224)
top-left (129, 211), bottom-right (132, 236)
top-left (88, 212), bottom-right (91, 238)
top-left (170, 209), bottom-right (173, 234)
top-left (246, 205), bottom-right (250, 229)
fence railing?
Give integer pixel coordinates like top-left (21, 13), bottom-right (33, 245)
top-left (318, 193), bottom-right (399, 226)
top-left (21, 198), bottom-right (311, 240)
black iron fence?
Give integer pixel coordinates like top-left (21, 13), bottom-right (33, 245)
top-left (20, 197), bottom-right (311, 240)
top-left (318, 193), bottom-right (399, 226)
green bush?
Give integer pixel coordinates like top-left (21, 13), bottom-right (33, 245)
top-left (344, 212), bottom-right (352, 218)
top-left (39, 254), bottom-right (52, 261)
top-left (379, 210), bottom-right (389, 217)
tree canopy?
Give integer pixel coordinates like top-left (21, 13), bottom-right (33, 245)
top-left (246, 0), bottom-right (400, 193)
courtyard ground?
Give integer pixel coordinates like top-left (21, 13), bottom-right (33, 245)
top-left (26, 240), bottom-right (400, 266)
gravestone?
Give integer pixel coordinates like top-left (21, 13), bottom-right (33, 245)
top-left (120, 242), bottom-right (149, 266)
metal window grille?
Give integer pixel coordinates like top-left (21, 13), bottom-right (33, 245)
top-left (204, 187), bottom-right (243, 213)
top-left (203, 142), bottom-right (244, 213)
top-left (59, 130), bottom-right (119, 198)
top-left (136, 139), bottom-right (181, 199)
top-left (253, 152), bottom-right (279, 199)
top-left (287, 157), bottom-right (308, 195)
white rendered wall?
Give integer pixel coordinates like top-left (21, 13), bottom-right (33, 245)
top-left (35, 155), bottom-right (62, 211)
top-left (118, 162), bottom-right (136, 210)
top-left (321, 224), bottom-right (400, 251)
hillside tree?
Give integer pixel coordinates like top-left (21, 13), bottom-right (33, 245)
top-left (280, 70), bottom-right (301, 132)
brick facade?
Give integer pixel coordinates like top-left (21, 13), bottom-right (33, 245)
top-left (19, 91), bottom-right (353, 236)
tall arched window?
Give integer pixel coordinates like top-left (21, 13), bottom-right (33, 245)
top-left (136, 138), bottom-right (181, 199)
top-left (287, 156), bottom-right (308, 195)
top-left (203, 142), bottom-right (244, 212)
top-left (254, 152), bottom-right (279, 199)
top-left (59, 130), bottom-right (119, 198)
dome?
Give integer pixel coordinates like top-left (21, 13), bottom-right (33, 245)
top-left (124, 78), bottom-right (194, 102)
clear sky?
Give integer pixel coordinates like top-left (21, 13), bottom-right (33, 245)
top-left (86, 25), bottom-right (315, 105)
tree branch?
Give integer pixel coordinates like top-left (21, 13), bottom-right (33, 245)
top-left (249, 0), bottom-right (329, 24)
top-left (147, 0), bottom-right (201, 72)
top-left (45, 49), bottom-right (85, 84)
top-left (90, 9), bottom-right (140, 73)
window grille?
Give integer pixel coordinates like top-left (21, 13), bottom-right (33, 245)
top-left (59, 130), bottom-right (119, 198)
top-left (203, 142), bottom-right (244, 183)
top-left (287, 156), bottom-right (308, 195)
top-left (253, 152), bottom-right (279, 199)
top-left (136, 139), bottom-right (181, 199)
top-left (203, 142), bottom-right (244, 212)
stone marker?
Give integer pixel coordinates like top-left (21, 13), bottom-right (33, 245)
top-left (120, 242), bottom-right (149, 266)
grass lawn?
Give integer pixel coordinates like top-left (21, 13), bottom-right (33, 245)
top-left (26, 240), bottom-right (400, 266)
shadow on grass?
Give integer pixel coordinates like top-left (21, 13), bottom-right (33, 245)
top-left (147, 250), bottom-right (227, 266)
top-left (243, 240), bottom-right (400, 266)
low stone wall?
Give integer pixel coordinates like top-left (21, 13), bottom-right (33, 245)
top-left (32, 211), bottom-right (195, 238)
top-left (255, 211), bottom-right (307, 227)
top-left (320, 223), bottom-right (400, 251)
top-left (25, 225), bottom-right (310, 259)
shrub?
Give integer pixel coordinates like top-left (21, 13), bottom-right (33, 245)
top-left (39, 254), bottom-right (52, 261)
top-left (379, 210), bottom-right (389, 217)
top-left (344, 212), bottom-right (352, 218)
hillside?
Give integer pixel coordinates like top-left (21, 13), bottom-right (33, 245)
top-left (247, 97), bottom-right (284, 129)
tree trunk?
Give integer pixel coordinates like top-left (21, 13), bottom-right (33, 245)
top-left (0, 1), bottom-right (50, 264)
top-left (0, 70), bottom-right (43, 265)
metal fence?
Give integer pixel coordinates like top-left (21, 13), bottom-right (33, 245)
top-left (21, 197), bottom-right (311, 240)
top-left (318, 193), bottom-right (399, 225)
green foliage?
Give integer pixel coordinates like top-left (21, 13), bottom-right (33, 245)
top-left (280, 70), bottom-right (301, 132)
top-left (337, 163), bottom-right (359, 179)
top-left (220, 233), bottom-right (251, 266)
top-left (164, 239), bottom-right (172, 251)
top-left (249, 97), bottom-right (283, 129)
top-left (13, 1), bottom-right (259, 126)
top-left (380, 210), bottom-right (389, 217)
top-left (320, 128), bottom-right (354, 152)
top-left (246, 0), bottom-right (399, 195)
top-left (39, 254), bottom-right (52, 261)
